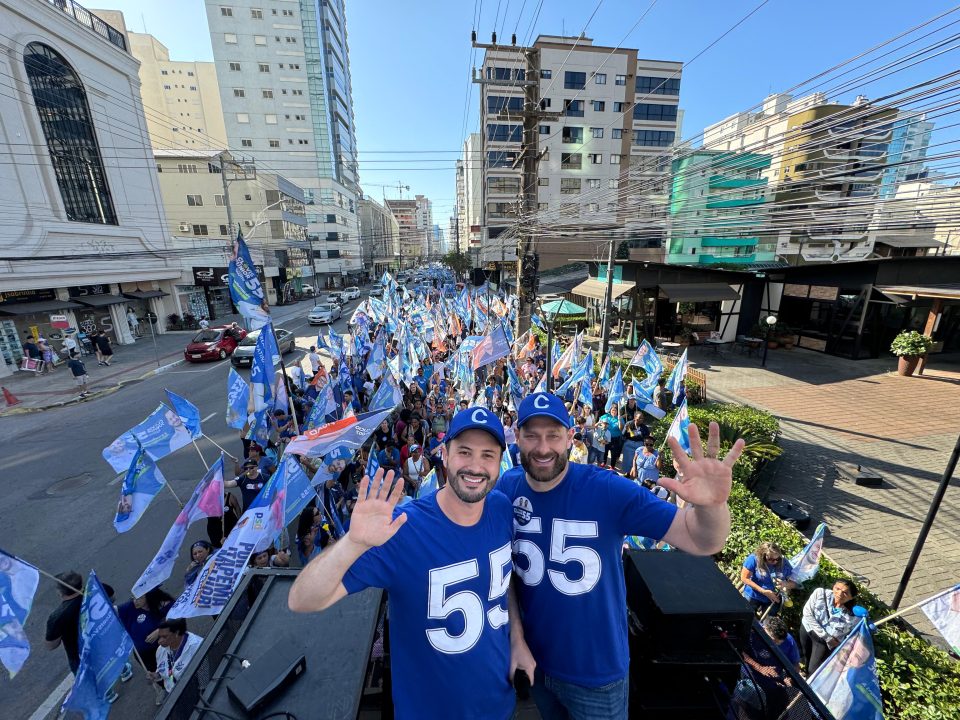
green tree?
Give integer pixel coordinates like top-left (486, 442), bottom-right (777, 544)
top-left (442, 250), bottom-right (472, 278)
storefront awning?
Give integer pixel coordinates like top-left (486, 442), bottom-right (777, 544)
top-left (0, 299), bottom-right (83, 315)
top-left (71, 294), bottom-right (129, 308)
top-left (877, 284), bottom-right (960, 300)
top-left (122, 290), bottom-right (169, 300)
top-left (659, 283), bottom-right (740, 303)
top-left (571, 278), bottom-right (634, 301)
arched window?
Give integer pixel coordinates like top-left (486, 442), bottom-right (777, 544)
top-left (23, 42), bottom-right (117, 225)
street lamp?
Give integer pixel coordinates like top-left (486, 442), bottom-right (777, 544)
top-left (761, 314), bottom-right (778, 367)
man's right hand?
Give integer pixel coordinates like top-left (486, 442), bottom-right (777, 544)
top-left (763, 589), bottom-right (780, 603)
top-left (345, 469), bottom-right (408, 551)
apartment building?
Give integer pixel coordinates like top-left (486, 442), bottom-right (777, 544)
top-left (359, 196), bottom-right (400, 276)
top-left (455, 132), bottom-right (483, 254)
top-left (205, 0), bottom-right (363, 288)
top-left (478, 35), bottom-right (682, 270)
top-left (385, 196), bottom-right (432, 269)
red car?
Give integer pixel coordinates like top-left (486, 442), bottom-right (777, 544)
top-left (183, 326), bottom-right (247, 362)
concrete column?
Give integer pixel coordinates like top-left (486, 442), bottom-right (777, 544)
top-left (148, 296), bottom-right (166, 336)
top-left (110, 303), bottom-right (134, 345)
top-left (917, 298), bottom-right (943, 375)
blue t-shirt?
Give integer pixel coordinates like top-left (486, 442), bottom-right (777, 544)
top-left (342, 491), bottom-right (515, 720)
top-left (742, 553), bottom-right (794, 604)
top-left (496, 463), bottom-right (678, 686)
top-left (778, 633), bottom-right (800, 666)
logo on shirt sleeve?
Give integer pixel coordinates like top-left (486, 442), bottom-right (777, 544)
top-left (512, 496), bottom-right (533, 526)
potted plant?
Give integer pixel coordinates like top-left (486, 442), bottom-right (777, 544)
top-left (890, 330), bottom-right (933, 376)
top-left (166, 313), bottom-right (181, 331)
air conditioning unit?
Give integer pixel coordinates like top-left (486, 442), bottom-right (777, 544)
top-left (244, 220), bottom-right (254, 227)
top-left (179, 223), bottom-right (190, 232)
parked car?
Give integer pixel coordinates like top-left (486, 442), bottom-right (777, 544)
top-left (326, 292), bottom-right (345, 306)
top-left (343, 286), bottom-right (361, 301)
top-left (369, 286), bottom-right (384, 298)
top-left (301, 284), bottom-right (317, 297)
top-left (231, 327), bottom-right (295, 367)
top-left (308, 303), bottom-right (342, 325)
top-left (184, 326), bottom-right (247, 363)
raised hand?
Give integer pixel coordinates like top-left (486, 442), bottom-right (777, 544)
top-left (659, 422), bottom-right (745, 507)
top-left (346, 469), bottom-right (408, 550)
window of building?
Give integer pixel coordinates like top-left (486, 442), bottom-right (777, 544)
top-left (193, 224), bottom-right (209, 235)
top-left (233, 88), bottom-right (245, 97)
top-left (539, 125), bottom-right (550, 135)
top-left (540, 69), bottom-right (552, 79)
top-left (560, 178), bottom-right (581, 194)
top-left (241, 139), bottom-right (252, 147)
top-left (632, 103), bottom-right (678, 122)
top-left (487, 95), bottom-right (524, 113)
top-left (538, 177), bottom-right (549, 186)
top-left (229, 62), bottom-right (241, 71)
top-left (615, 74), bottom-right (626, 85)
top-left (285, 36), bottom-right (298, 44)
top-left (487, 202), bottom-right (518, 218)
top-left (608, 179), bottom-right (619, 189)
top-left (292, 89), bottom-right (303, 96)
top-left (187, 71), bottom-right (194, 77)
top-left (632, 129), bottom-right (676, 146)
top-left (186, 194), bottom-right (202, 206)
top-left (224, 33), bottom-right (238, 44)
top-left (251, 7), bottom-right (262, 18)
top-left (297, 139), bottom-right (309, 145)
top-left (595, 73), bottom-right (607, 85)
top-left (290, 64), bottom-right (300, 70)
top-left (488, 150), bottom-right (519, 168)
top-left (612, 128), bottom-right (623, 139)
top-left (538, 202), bottom-right (548, 210)
top-left (564, 71), bottom-right (586, 89)
top-left (236, 113), bottom-right (249, 123)
top-left (189, 85), bottom-right (197, 91)
top-left (613, 101), bottom-right (627, 112)
top-left (259, 90), bottom-right (272, 100)
top-left (220, 6), bottom-right (232, 16)
top-left (163, 84), bottom-right (171, 90)
top-left (219, 224), bottom-right (229, 235)
top-left (283, 8), bottom-right (294, 15)
top-left (561, 153), bottom-right (582, 169)
top-left (487, 176), bottom-right (521, 194)
top-left (587, 202), bottom-right (600, 212)
top-left (328, 249), bottom-right (340, 258)
top-left (326, 214), bottom-right (337, 223)
top-left (563, 99), bottom-right (584, 117)
top-left (177, 163), bottom-right (197, 173)
top-left (161, 70), bottom-right (168, 75)
top-left (487, 124), bottom-right (522, 142)
top-left (592, 100), bottom-right (605, 112)
top-left (541, 98), bottom-right (551, 108)
top-left (591, 127), bottom-right (603, 138)
top-left (258, 63), bottom-right (270, 73)
top-left (635, 76), bottom-right (681, 96)
top-left (610, 154), bottom-right (621, 164)
top-left (326, 232), bottom-right (338, 241)
top-left (607, 202), bottom-right (618, 211)
top-left (589, 153), bottom-right (602, 164)
top-left (214, 194), bottom-right (225, 206)
top-left (254, 35), bottom-right (267, 45)
top-left (269, 139), bottom-right (280, 148)
top-left (587, 178), bottom-right (601, 189)
top-left (562, 126), bottom-right (584, 144)
top-left (265, 114), bottom-right (277, 124)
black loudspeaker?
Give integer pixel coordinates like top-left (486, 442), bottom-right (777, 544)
top-left (624, 551), bottom-right (754, 719)
top-left (471, 268), bottom-right (486, 286)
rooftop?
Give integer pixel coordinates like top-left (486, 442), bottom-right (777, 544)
top-left (45, 0), bottom-right (128, 53)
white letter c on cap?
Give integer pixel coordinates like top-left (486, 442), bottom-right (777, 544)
top-left (533, 394), bottom-right (551, 410)
top-left (471, 408), bottom-right (488, 424)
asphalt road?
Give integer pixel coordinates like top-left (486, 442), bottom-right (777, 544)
top-left (0, 297), bottom-right (361, 719)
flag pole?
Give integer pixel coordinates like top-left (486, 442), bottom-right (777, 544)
top-left (31, 564), bottom-right (84, 595)
top-left (192, 440), bottom-right (209, 471)
top-left (165, 483), bottom-right (184, 508)
top-left (202, 434), bottom-right (238, 460)
top-left (873, 584), bottom-right (959, 628)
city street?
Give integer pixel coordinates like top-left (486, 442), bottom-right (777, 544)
top-left (0, 298), bottom-right (359, 720)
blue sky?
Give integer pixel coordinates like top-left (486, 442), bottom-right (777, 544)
top-left (97, 0), bottom-right (960, 225)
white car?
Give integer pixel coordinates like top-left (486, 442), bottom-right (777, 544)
top-left (308, 303), bottom-right (341, 325)
top-left (326, 292), bottom-right (345, 306)
top-left (343, 286), bottom-right (361, 301)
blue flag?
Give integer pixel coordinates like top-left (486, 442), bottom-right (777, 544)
top-left (251, 323), bottom-right (281, 411)
top-left (306, 381), bottom-right (337, 429)
top-left (666, 399), bottom-right (691, 454)
top-left (102, 403), bottom-right (195, 472)
top-left (246, 408), bottom-right (271, 447)
top-left (113, 444), bottom-right (167, 533)
top-left (628, 339), bottom-right (663, 379)
top-left (164, 389), bottom-right (202, 438)
top-left (417, 468), bottom-right (439, 499)
top-left (790, 523), bottom-right (827, 584)
top-left (227, 231), bottom-right (270, 330)
top-left (808, 619), bottom-right (883, 720)
top-left (666, 349), bottom-right (688, 406)
top-left (369, 373), bottom-right (403, 412)
top-left (471, 324), bottom-right (511, 370)
top-left (506, 361), bottom-right (525, 410)
top-left (62, 571), bottom-right (134, 720)
top-left (0, 549), bottom-right (40, 678)
top-left (225, 368), bottom-right (250, 429)
top-left (277, 456), bottom-right (314, 527)
top-left (365, 449), bottom-right (381, 480)
top-left (531, 314), bottom-right (546, 332)
top-left (579, 379), bottom-right (593, 409)
top-left (605, 368), bottom-right (625, 412)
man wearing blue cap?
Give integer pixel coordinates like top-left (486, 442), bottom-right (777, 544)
top-left (499, 392), bottom-right (745, 719)
top-left (289, 406), bottom-right (535, 719)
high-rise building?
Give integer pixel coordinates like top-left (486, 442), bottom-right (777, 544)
top-left (205, 0), bottom-right (362, 289)
top-left (878, 112), bottom-right (933, 199)
top-left (0, 0), bottom-right (180, 377)
top-left (385, 195), bottom-right (432, 269)
top-left (455, 132), bottom-right (483, 254)
top-left (478, 36), bottom-right (682, 270)
top-left (358, 196), bottom-right (400, 276)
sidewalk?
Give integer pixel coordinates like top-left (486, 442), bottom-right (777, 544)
top-left (0, 300), bottom-right (317, 415)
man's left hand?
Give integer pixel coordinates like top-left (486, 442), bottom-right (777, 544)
top-left (659, 422), bottom-right (745, 507)
top-left (510, 636), bottom-right (536, 688)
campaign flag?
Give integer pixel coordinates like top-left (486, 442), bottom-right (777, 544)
top-left (225, 368), bottom-right (250, 429)
top-left (417, 469), bottom-right (439, 499)
top-left (62, 571), bottom-right (134, 720)
top-left (500, 320), bottom-right (514, 346)
top-left (471, 324), bottom-right (511, 370)
top-left (327, 327), bottom-right (344, 359)
top-left (102, 403), bottom-right (195, 472)
top-left (0, 549), bottom-right (40, 677)
top-left (369, 373), bottom-right (403, 412)
top-left (365, 449), bottom-right (381, 481)
top-left (250, 324), bottom-right (281, 411)
top-left (305, 381), bottom-right (337, 429)
top-left (167, 469), bottom-right (286, 619)
top-left (227, 232), bottom-right (270, 330)
top-left (534, 373), bottom-right (548, 394)
top-left (531, 314), bottom-right (546, 332)
top-left (284, 409), bottom-right (394, 458)
top-left (276, 456), bottom-right (314, 528)
top-left (164, 389), bottom-right (202, 439)
top-left (366, 331), bottom-right (388, 381)
top-left (605, 368), bottom-right (625, 412)
top-left (807, 619), bottom-right (883, 720)
top-left (132, 457), bottom-right (225, 597)
top-left (790, 523), bottom-right (827, 583)
top-left (920, 584), bottom-right (960, 654)
top-left (598, 354), bottom-right (611, 386)
top-left (113, 445), bottom-right (167, 533)
top-left (578, 379), bottom-right (593, 409)
top-left (666, 399), bottom-right (691, 454)
top-left (666, 349), bottom-right (688, 405)
top-left (500, 449), bottom-right (513, 477)
top-left (628, 340), bottom-right (663, 379)
top-left (552, 341), bottom-right (575, 379)
top-left (272, 370), bottom-right (290, 415)
top-left (507, 362), bottom-right (525, 410)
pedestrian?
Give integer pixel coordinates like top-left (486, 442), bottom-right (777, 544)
top-left (117, 587), bottom-right (174, 705)
top-left (183, 540), bottom-right (214, 586)
top-left (224, 459), bottom-right (267, 512)
top-left (22, 333), bottom-right (41, 361)
top-left (653, 376), bottom-right (668, 411)
top-left (307, 345), bottom-right (321, 376)
top-left (629, 436), bottom-right (662, 484)
top-left (569, 432), bottom-right (589, 464)
top-left (800, 579), bottom-right (860, 674)
top-left (94, 330), bottom-right (114, 366)
top-left (38, 336), bottom-right (56, 374)
top-left (740, 542), bottom-right (798, 616)
top-left (148, 619), bottom-right (203, 694)
top-left (498, 392), bottom-right (744, 719)
top-left (62, 331), bottom-right (79, 358)
top-left (403, 443), bottom-right (428, 496)
top-left (67, 351), bottom-right (90, 397)
top-left (598, 403), bottom-right (624, 467)
top-left (126, 308), bottom-right (141, 337)
top-left (199, 316), bottom-right (210, 330)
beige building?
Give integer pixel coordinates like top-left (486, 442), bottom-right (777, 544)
top-left (385, 196), bottom-right (432, 269)
top-left (91, 10), bottom-right (228, 150)
top-left (359, 196), bottom-right (400, 276)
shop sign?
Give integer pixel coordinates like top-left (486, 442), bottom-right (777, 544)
top-left (0, 288), bottom-right (56, 303)
top-left (69, 284), bottom-right (111, 297)
top-left (192, 265), bottom-right (266, 287)
top-left (50, 314), bottom-right (69, 329)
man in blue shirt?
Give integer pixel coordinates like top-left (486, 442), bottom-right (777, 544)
top-left (498, 392), bottom-right (745, 719)
top-left (289, 407), bottom-right (535, 719)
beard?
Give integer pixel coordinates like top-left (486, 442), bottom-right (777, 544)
top-left (447, 469), bottom-right (494, 504)
top-left (520, 447), bottom-right (568, 485)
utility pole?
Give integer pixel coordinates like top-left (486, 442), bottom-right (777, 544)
top-left (472, 33), bottom-right (559, 338)
top-left (600, 234), bottom-right (616, 358)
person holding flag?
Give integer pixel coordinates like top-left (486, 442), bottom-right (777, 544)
top-left (498, 392), bottom-right (744, 719)
top-left (800, 579), bottom-right (861, 674)
top-left (288, 407), bottom-right (535, 720)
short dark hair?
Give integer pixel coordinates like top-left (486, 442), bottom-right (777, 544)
top-left (56, 571), bottom-right (83, 596)
top-left (158, 618), bottom-right (187, 635)
top-left (763, 616), bottom-right (789, 642)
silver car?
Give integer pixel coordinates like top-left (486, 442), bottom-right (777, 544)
top-left (230, 327), bottom-right (295, 367)
top-left (308, 303), bottom-right (341, 325)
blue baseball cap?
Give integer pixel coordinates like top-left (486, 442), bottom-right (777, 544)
top-left (517, 392), bottom-right (572, 429)
top-left (445, 407), bottom-right (506, 448)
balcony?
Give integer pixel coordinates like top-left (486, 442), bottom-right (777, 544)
top-left (699, 237), bottom-right (758, 248)
top-left (46, 0), bottom-right (128, 51)
top-left (699, 252), bottom-right (757, 264)
top-left (708, 175), bottom-right (767, 189)
top-left (705, 196), bottom-right (766, 209)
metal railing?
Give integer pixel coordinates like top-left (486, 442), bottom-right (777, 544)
top-left (44, 0), bottom-right (128, 52)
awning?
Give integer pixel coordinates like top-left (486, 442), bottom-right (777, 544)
top-left (659, 282), bottom-right (740, 303)
top-left (878, 284), bottom-right (960, 300)
top-left (71, 294), bottom-right (129, 308)
top-left (0, 299), bottom-right (84, 315)
top-left (571, 278), bottom-right (634, 301)
top-left (122, 290), bottom-right (169, 300)
top-left (874, 237), bottom-right (944, 249)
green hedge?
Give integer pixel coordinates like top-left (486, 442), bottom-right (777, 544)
top-left (652, 402), bottom-right (960, 719)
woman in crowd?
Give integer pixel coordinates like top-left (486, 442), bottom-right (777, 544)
top-left (117, 587), bottom-right (174, 704)
top-left (800, 579), bottom-right (860, 674)
top-left (598, 403), bottom-right (625, 467)
top-left (740, 541), bottom-right (798, 616)
top-left (630, 435), bottom-right (662, 485)
top-left (183, 540), bottom-right (214, 587)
